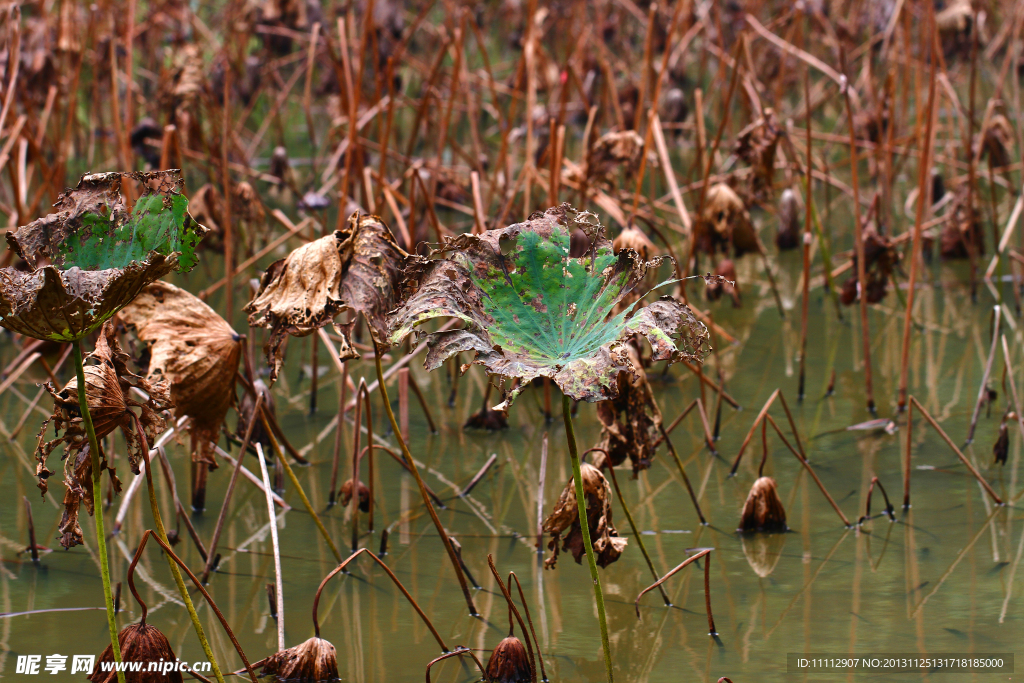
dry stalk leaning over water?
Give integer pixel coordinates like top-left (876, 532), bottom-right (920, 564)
top-left (635, 547), bottom-right (717, 636)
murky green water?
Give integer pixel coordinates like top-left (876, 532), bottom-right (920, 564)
top-left (1, 250), bottom-right (1021, 682)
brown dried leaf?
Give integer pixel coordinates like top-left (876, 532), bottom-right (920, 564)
top-left (698, 183), bottom-right (760, 257)
top-left (261, 637), bottom-right (338, 683)
top-left (485, 636), bottom-right (531, 683)
top-left (35, 322), bottom-right (171, 548)
top-left (738, 476), bottom-right (787, 533)
top-left (542, 462), bottom-right (627, 569)
top-left (89, 623), bottom-right (183, 683)
top-left (596, 346), bottom-right (661, 475)
top-left (588, 130), bottom-right (645, 181)
top-left (0, 170), bottom-right (206, 342)
top-left (120, 281), bottom-right (243, 468)
top-left (245, 213), bottom-right (410, 380)
top-left (733, 109), bottom-right (782, 203)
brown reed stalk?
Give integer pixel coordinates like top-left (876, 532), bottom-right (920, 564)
top-left (635, 547), bottom-right (717, 636)
top-left (897, 0), bottom-right (938, 412)
top-left (839, 48), bottom-right (874, 414)
top-left (966, 306), bottom-right (1001, 444)
top-left (798, 62), bottom-right (813, 401)
top-left (908, 396), bottom-right (1002, 504)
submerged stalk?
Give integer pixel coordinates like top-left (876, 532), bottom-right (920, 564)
top-left (563, 394), bottom-right (613, 683)
top-left (372, 342), bottom-right (477, 615)
top-left (75, 341), bottom-right (126, 683)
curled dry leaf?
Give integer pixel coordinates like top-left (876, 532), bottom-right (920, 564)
top-left (706, 259), bottom-right (741, 307)
top-left (120, 281), bottom-right (243, 469)
top-left (260, 637), bottom-right (339, 683)
top-left (738, 476), bottom-right (787, 533)
top-left (698, 183), bottom-right (760, 257)
top-left (841, 226), bottom-right (900, 305)
top-left (940, 187), bottom-right (985, 259)
top-left (88, 623), bottom-right (183, 683)
top-left (245, 212), bottom-right (409, 380)
top-left (542, 462), bottom-right (627, 569)
top-left (485, 635), bottom-right (531, 683)
top-left (980, 114), bottom-right (1014, 169)
top-left (340, 479), bottom-right (370, 512)
top-left (0, 170), bottom-right (207, 342)
top-left (35, 322), bottom-right (172, 548)
top-left (588, 129), bottom-right (645, 181)
top-left (613, 224), bottom-right (656, 260)
top-left (389, 204), bottom-right (710, 411)
top-left (732, 109), bottom-right (782, 203)
top-left (596, 345), bottom-right (662, 476)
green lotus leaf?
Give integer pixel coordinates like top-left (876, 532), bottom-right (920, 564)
top-left (388, 204), bottom-right (710, 410)
top-left (0, 170), bottom-right (207, 341)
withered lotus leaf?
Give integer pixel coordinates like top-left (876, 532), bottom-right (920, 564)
top-left (88, 623), bottom-right (183, 683)
top-left (596, 345), bottom-right (662, 475)
top-left (389, 205), bottom-right (710, 411)
top-left (260, 637), bottom-right (339, 682)
top-left (542, 461), bottom-right (627, 569)
top-left (0, 170), bottom-right (207, 341)
top-left (485, 635), bottom-right (531, 683)
top-left (245, 212), bottom-right (409, 380)
top-left (35, 322), bottom-right (172, 548)
top-left (120, 281), bottom-right (242, 469)
top-left (698, 183), bottom-right (760, 257)
top-left (738, 476), bottom-right (787, 533)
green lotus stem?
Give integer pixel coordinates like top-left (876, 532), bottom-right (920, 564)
top-left (75, 341), bottom-right (126, 683)
top-left (372, 342), bottom-right (478, 615)
top-left (563, 394), bottom-right (613, 683)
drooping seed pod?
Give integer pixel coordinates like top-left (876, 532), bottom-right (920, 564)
top-left (613, 224), bottom-right (656, 260)
top-left (738, 476), bottom-right (787, 533)
top-left (88, 623), bottom-right (183, 683)
top-left (340, 479), bottom-right (371, 513)
top-left (485, 635), bottom-right (531, 683)
top-left (261, 637), bottom-right (339, 683)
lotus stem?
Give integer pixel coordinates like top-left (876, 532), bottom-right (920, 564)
top-left (259, 407), bottom-right (343, 562)
top-left (256, 444), bottom-right (286, 652)
top-left (132, 417), bottom-right (226, 683)
top-left (372, 341), bottom-right (478, 615)
top-left (562, 394), bottom-right (613, 683)
top-left (589, 448), bottom-right (670, 606)
top-left (74, 340), bottom-right (126, 683)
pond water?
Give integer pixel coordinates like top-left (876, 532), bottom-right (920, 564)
top-left (0, 249), bottom-right (1021, 683)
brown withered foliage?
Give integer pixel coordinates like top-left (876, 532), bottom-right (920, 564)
top-left (245, 212), bottom-right (409, 380)
top-left (120, 281), bottom-right (243, 470)
top-left (260, 637), bottom-right (339, 683)
top-left (776, 188), bottom-right (801, 251)
top-left (980, 114), bottom-right (1014, 170)
top-left (733, 109), bottom-right (782, 203)
top-left (236, 378), bottom-right (275, 453)
top-left (0, 170), bottom-right (206, 342)
top-left (940, 188), bottom-right (985, 259)
top-left (705, 259), bottom-right (741, 307)
top-left (840, 226), bottom-right (900, 305)
top-left (738, 476), bottom-right (787, 533)
top-left (613, 224), bottom-right (656, 260)
top-left (485, 635), bottom-right (531, 683)
top-left (35, 322), bottom-right (172, 548)
top-left (588, 129), bottom-right (645, 181)
top-left (340, 479), bottom-right (370, 512)
top-left (543, 462), bottom-right (627, 569)
top-left (88, 623), bottom-right (183, 683)
top-left (596, 346), bottom-right (662, 476)
top-left (698, 183), bottom-right (760, 257)
top-left (936, 0), bottom-right (986, 58)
